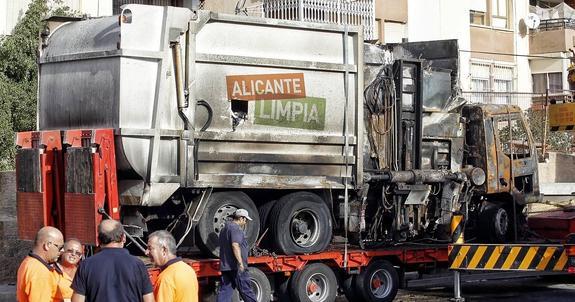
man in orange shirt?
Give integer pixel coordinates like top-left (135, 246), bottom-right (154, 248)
top-left (17, 226), bottom-right (64, 302)
top-left (147, 230), bottom-right (198, 302)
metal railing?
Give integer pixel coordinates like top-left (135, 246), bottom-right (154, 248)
top-left (262, 0), bottom-right (375, 40)
top-left (461, 91), bottom-right (545, 110)
top-left (537, 18), bottom-right (575, 31)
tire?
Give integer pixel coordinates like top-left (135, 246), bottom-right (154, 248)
top-left (480, 206), bottom-right (509, 243)
top-left (269, 192), bottom-right (332, 254)
top-left (232, 267), bottom-right (272, 302)
top-left (257, 200), bottom-right (276, 246)
top-left (277, 276), bottom-right (291, 302)
top-left (354, 260), bottom-right (399, 302)
top-left (197, 191), bottom-right (260, 257)
top-left (342, 274), bottom-right (357, 301)
top-left (290, 263), bottom-right (337, 302)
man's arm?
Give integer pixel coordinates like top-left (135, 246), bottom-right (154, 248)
top-left (71, 293), bottom-right (86, 302)
top-left (143, 292), bottom-right (155, 302)
top-left (232, 242), bottom-right (244, 271)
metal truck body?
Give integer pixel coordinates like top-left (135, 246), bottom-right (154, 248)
top-left (17, 5), bottom-right (539, 257)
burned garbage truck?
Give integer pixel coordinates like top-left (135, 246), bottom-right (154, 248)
top-left (16, 5), bottom-right (539, 257)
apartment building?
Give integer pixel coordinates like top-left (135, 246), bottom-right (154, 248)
top-left (0, 0), bottom-right (113, 37)
top-left (529, 0), bottom-right (575, 102)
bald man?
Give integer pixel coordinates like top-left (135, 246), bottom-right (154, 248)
top-left (71, 219), bottom-right (154, 302)
top-left (17, 226), bottom-right (64, 302)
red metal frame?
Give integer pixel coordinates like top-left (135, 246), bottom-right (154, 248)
top-left (16, 131), bottom-right (64, 239)
top-left (63, 129), bottom-right (120, 245)
top-left (149, 247), bottom-right (448, 281)
top-left (16, 129), bottom-right (120, 244)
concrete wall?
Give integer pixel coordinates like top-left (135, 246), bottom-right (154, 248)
top-left (0, 172), bottom-right (32, 283)
top-left (538, 152), bottom-right (575, 183)
top-left (530, 29), bottom-right (575, 54)
top-left (407, 0), bottom-right (471, 91)
top-left (470, 26), bottom-right (515, 62)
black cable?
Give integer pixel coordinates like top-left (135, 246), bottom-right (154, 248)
top-left (194, 100), bottom-right (213, 180)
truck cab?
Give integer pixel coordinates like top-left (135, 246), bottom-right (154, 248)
top-left (464, 104), bottom-right (540, 242)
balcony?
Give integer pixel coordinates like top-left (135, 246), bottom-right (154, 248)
top-left (530, 18), bottom-right (575, 54)
top-left (262, 0), bottom-right (375, 40)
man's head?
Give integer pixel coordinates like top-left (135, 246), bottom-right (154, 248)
top-left (97, 219), bottom-right (125, 247)
top-left (232, 209), bottom-right (253, 227)
top-left (33, 226), bottom-right (64, 263)
top-left (146, 230), bottom-right (177, 267)
top-left (60, 239), bottom-right (84, 267)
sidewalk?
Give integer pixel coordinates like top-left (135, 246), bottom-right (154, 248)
top-left (0, 284), bottom-right (15, 302)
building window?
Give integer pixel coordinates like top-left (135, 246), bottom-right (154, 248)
top-left (470, 0), bottom-right (487, 25)
top-left (470, 61), bottom-right (515, 104)
top-left (113, 0), bottom-right (183, 14)
top-left (491, 0), bottom-right (509, 29)
top-left (469, 0), bottom-right (511, 29)
top-left (532, 72), bottom-right (563, 93)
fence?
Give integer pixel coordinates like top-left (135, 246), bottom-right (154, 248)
top-left (461, 91), bottom-right (547, 111)
top-left (261, 0), bottom-right (375, 40)
top-left (538, 18), bottom-right (575, 31)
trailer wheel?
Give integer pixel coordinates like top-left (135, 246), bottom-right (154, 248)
top-left (354, 260), bottom-right (399, 302)
top-left (342, 274), bottom-right (357, 301)
top-left (480, 205), bottom-right (509, 243)
top-left (257, 200), bottom-right (276, 245)
top-left (290, 263), bottom-right (337, 302)
top-left (269, 192), bottom-right (332, 254)
top-left (232, 267), bottom-right (272, 302)
top-left (197, 191), bottom-right (260, 257)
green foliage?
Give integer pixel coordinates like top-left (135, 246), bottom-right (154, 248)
top-left (527, 108), bottom-right (573, 154)
top-left (0, 0), bottom-right (71, 171)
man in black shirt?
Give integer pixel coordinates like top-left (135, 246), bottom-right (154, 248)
top-left (217, 209), bottom-right (257, 302)
top-left (71, 219), bottom-right (154, 302)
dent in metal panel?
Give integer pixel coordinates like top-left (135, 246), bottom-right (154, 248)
top-left (422, 113), bottom-right (462, 138)
top-left (195, 174), bottom-right (347, 189)
top-left (41, 16), bottom-right (119, 59)
top-left (39, 58), bottom-right (120, 130)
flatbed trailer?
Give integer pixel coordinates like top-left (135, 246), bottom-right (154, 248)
top-left (148, 245), bottom-right (449, 302)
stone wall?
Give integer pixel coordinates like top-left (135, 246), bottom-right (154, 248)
top-left (0, 171), bottom-right (32, 283)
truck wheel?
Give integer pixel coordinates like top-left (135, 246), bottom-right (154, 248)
top-left (258, 200), bottom-right (276, 246)
top-left (232, 267), bottom-right (272, 302)
top-left (290, 263), bottom-right (337, 302)
top-left (269, 192), bottom-right (332, 254)
top-left (342, 274), bottom-right (357, 301)
top-left (354, 260), bottom-right (399, 302)
top-left (197, 191), bottom-right (260, 257)
top-left (480, 206), bottom-right (508, 243)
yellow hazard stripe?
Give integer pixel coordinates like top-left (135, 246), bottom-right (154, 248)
top-left (451, 245), bottom-right (471, 269)
top-left (501, 246), bottom-right (521, 270)
top-left (554, 252), bottom-right (568, 271)
top-left (485, 246), bottom-right (503, 269)
top-left (518, 247), bottom-right (538, 270)
top-left (536, 247), bottom-right (556, 271)
top-left (449, 244), bottom-right (568, 272)
top-left (468, 246), bottom-right (487, 269)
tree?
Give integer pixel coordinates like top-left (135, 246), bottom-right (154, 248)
top-left (0, 0), bottom-right (71, 171)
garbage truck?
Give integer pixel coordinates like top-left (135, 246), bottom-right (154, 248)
top-left (16, 5), bottom-right (540, 261)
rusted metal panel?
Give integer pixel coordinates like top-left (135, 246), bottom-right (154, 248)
top-left (549, 102), bottom-right (575, 130)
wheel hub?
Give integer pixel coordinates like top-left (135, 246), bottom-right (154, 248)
top-left (213, 205), bottom-right (237, 234)
top-left (370, 269), bottom-right (392, 298)
top-left (306, 273), bottom-right (329, 302)
top-left (290, 209), bottom-right (320, 248)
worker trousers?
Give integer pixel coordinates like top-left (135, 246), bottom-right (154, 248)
top-left (217, 269), bottom-right (257, 302)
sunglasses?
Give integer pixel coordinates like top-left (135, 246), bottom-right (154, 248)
top-left (65, 249), bottom-right (83, 257)
top-left (49, 242), bottom-right (65, 252)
